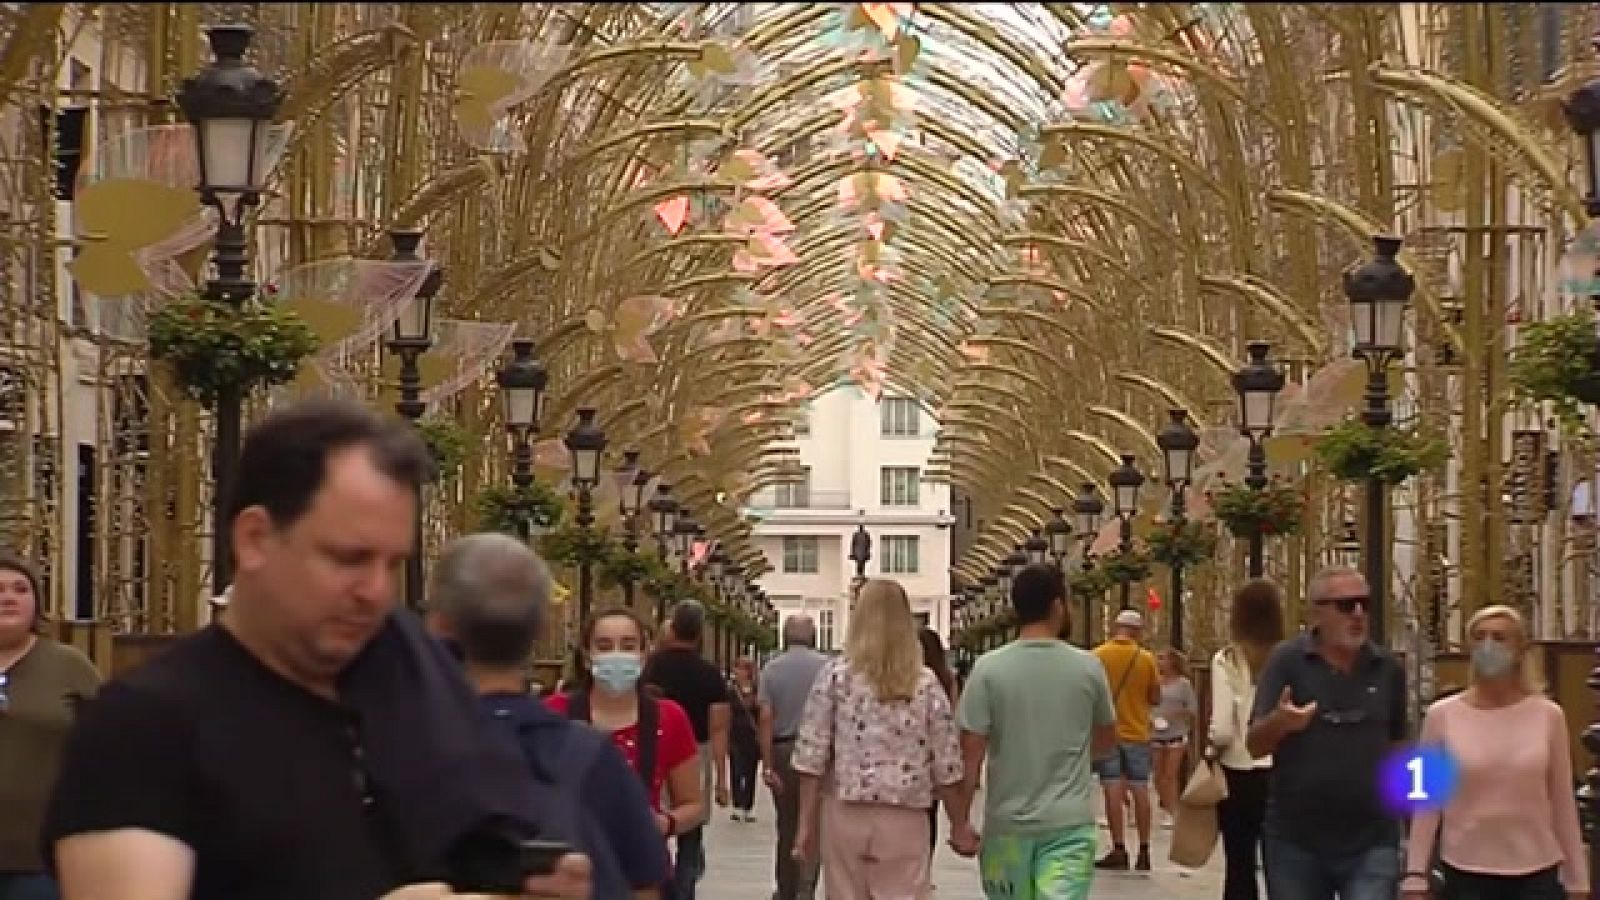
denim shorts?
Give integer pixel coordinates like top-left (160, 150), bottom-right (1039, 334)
top-left (1093, 741), bottom-right (1152, 783)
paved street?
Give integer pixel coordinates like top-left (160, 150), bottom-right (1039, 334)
top-left (700, 789), bottom-right (1226, 899)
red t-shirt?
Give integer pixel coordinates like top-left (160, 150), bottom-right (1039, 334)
top-left (545, 692), bottom-right (698, 811)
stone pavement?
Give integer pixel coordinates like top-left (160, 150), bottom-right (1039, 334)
top-left (698, 790), bottom-right (1226, 899)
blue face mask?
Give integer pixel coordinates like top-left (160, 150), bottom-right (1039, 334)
top-left (591, 651), bottom-right (643, 694)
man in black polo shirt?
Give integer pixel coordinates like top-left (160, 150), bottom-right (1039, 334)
top-left (42, 400), bottom-right (589, 900)
top-left (643, 602), bottom-right (730, 900)
top-left (1248, 565), bottom-right (1408, 899)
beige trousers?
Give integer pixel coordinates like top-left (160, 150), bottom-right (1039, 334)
top-left (820, 793), bottom-right (931, 900)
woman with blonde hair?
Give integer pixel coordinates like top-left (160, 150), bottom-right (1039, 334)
top-left (1402, 605), bottom-right (1587, 899)
top-left (1208, 579), bottom-right (1285, 900)
top-left (791, 579), bottom-right (965, 899)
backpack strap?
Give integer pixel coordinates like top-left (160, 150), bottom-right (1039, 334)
top-left (635, 695), bottom-right (659, 795)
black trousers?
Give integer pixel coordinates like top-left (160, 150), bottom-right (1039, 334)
top-left (1438, 863), bottom-right (1565, 900)
top-left (1218, 765), bottom-right (1270, 900)
top-left (730, 742), bottom-right (759, 811)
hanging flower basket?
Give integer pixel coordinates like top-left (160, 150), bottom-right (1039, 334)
top-left (1069, 563), bottom-right (1113, 600)
top-left (475, 481), bottom-right (566, 536)
top-left (1208, 479), bottom-right (1304, 538)
top-left (539, 525), bottom-right (612, 567)
top-left (1146, 520), bottom-right (1218, 569)
top-left (418, 415), bottom-right (473, 481)
top-left (1509, 312), bottom-right (1600, 432)
top-left (1312, 419), bottom-right (1448, 485)
top-left (147, 294), bottom-right (319, 408)
top-left (1100, 549), bottom-right (1152, 585)
top-left (597, 543), bottom-right (661, 589)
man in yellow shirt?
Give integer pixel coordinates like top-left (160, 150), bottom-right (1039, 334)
top-left (1091, 610), bottom-right (1161, 871)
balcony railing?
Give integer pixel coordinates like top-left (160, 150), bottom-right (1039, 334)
top-left (750, 488), bottom-right (853, 510)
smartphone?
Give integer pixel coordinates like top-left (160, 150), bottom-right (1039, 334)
top-left (519, 839), bottom-right (571, 879)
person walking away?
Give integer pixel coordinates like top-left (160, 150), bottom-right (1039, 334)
top-left (1402, 605), bottom-right (1587, 899)
top-left (918, 627), bottom-right (959, 872)
top-left (791, 579), bottom-right (968, 898)
top-left (729, 657), bottom-right (762, 823)
top-left (0, 553), bottom-right (100, 900)
top-left (41, 399), bottom-right (590, 899)
top-left (758, 616), bottom-right (828, 900)
top-left (427, 534), bottom-right (668, 897)
top-left (1091, 609), bottom-right (1162, 871)
top-left (1151, 648), bottom-right (1197, 828)
top-left (1247, 565), bottom-right (1407, 899)
top-left (955, 564), bottom-right (1116, 900)
top-left (1208, 580), bottom-right (1285, 900)
top-left (644, 602), bottom-right (731, 900)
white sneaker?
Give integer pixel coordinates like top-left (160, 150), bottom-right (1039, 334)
top-left (1162, 812), bottom-right (1175, 830)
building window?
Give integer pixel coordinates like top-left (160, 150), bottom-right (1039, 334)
top-left (880, 396), bottom-right (920, 437)
top-left (882, 535), bottom-right (920, 574)
top-left (880, 466), bottom-right (920, 506)
top-left (782, 536), bottom-right (819, 573)
top-left (774, 466), bottom-right (810, 507)
top-left (817, 607), bottom-right (836, 651)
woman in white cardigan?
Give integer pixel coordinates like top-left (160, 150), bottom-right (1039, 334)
top-left (1208, 580), bottom-right (1285, 900)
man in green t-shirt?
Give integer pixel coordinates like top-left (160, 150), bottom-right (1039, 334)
top-left (955, 564), bottom-right (1116, 900)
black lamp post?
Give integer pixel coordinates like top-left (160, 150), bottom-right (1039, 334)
top-left (1564, 69), bottom-right (1600, 865)
top-left (1046, 508), bottom-right (1073, 567)
top-left (1345, 234), bottom-right (1413, 648)
top-left (1156, 409), bottom-right (1200, 650)
top-left (613, 451), bottom-right (647, 608)
top-left (1072, 482), bottom-right (1105, 645)
top-left (1232, 341), bottom-right (1286, 578)
top-left (650, 483), bottom-right (679, 557)
top-left (496, 339), bottom-right (548, 539)
top-left (386, 231), bottom-right (441, 611)
top-left (1108, 455), bottom-right (1144, 611)
top-left (1024, 529), bottom-right (1050, 566)
top-left (177, 24), bottom-right (283, 594)
top-left (673, 507), bottom-right (699, 576)
top-left (565, 408), bottom-right (607, 625)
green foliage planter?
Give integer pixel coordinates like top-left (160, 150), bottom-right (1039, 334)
top-left (147, 295), bottom-right (318, 408)
top-left (540, 525), bottom-right (611, 567)
top-left (1069, 563), bottom-right (1113, 599)
top-left (1100, 549), bottom-right (1152, 585)
top-left (598, 544), bottom-right (662, 589)
top-left (475, 482), bottom-right (565, 535)
top-left (1509, 312), bottom-right (1600, 431)
top-left (1208, 480), bottom-right (1304, 538)
top-left (418, 416), bottom-right (472, 481)
top-left (1146, 520), bottom-right (1218, 569)
top-left (1312, 419), bottom-right (1448, 484)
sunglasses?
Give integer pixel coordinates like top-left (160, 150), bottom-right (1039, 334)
top-left (1316, 594), bottom-right (1368, 615)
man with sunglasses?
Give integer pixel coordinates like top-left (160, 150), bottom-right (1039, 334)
top-left (1247, 566), bottom-right (1409, 900)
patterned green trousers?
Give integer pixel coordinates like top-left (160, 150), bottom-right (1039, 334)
top-left (978, 823), bottom-right (1098, 900)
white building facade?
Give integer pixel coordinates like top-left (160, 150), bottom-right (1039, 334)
top-left (745, 387), bottom-right (952, 651)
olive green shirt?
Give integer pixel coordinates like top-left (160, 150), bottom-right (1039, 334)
top-left (0, 638), bottom-right (100, 872)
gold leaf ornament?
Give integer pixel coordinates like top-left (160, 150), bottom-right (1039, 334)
top-left (894, 34), bottom-right (921, 76)
top-left (70, 179), bottom-right (202, 297)
top-left (699, 42), bottom-right (737, 76)
top-left (454, 65), bottom-right (523, 133)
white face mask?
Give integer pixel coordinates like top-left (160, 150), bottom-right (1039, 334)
top-left (591, 651), bottom-right (643, 693)
top-left (1470, 639), bottom-right (1516, 680)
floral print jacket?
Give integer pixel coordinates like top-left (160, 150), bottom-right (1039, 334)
top-left (792, 656), bottom-right (963, 809)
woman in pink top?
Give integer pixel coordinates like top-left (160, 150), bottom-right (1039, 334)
top-left (1403, 605), bottom-right (1587, 899)
top-left (790, 579), bottom-right (966, 899)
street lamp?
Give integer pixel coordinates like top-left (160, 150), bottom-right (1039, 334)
top-left (1108, 455), bottom-right (1144, 611)
top-left (1025, 529), bottom-right (1049, 566)
top-left (1232, 341), bottom-right (1285, 577)
top-left (1333, 519), bottom-right (1361, 569)
top-left (613, 451), bottom-right (647, 608)
top-left (384, 230), bottom-right (441, 611)
top-left (1072, 482), bottom-right (1104, 645)
top-left (1345, 234), bottom-right (1413, 648)
top-left (650, 483), bottom-right (678, 557)
top-left (1046, 508), bottom-right (1073, 564)
top-left (177, 24), bottom-right (283, 593)
top-left (565, 407), bottom-right (607, 624)
top-left (496, 339), bottom-right (548, 543)
top-left (1156, 409), bottom-right (1200, 650)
